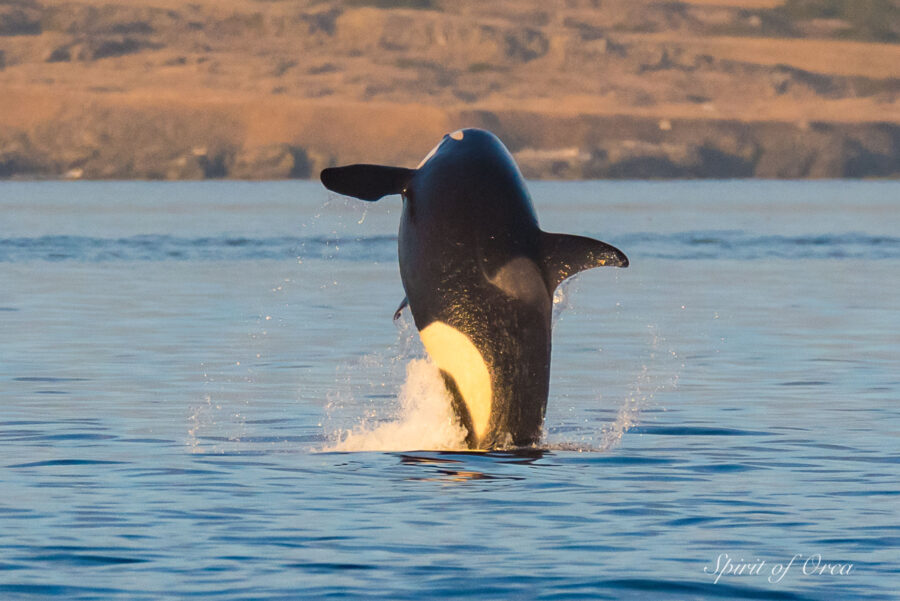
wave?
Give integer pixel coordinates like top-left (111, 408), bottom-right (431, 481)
top-left (621, 231), bottom-right (900, 260)
top-left (1, 231), bottom-right (897, 262)
top-left (0, 234), bottom-right (396, 263)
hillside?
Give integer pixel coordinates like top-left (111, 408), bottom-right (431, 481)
top-left (1, 0), bottom-right (899, 179)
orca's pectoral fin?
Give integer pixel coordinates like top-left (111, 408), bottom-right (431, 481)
top-left (320, 164), bottom-right (415, 201)
top-left (393, 296), bottom-right (409, 321)
top-left (540, 231), bottom-right (629, 291)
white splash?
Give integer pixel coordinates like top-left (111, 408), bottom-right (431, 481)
top-left (324, 358), bottom-right (468, 452)
top-left (597, 364), bottom-right (649, 451)
top-left (552, 276), bottom-right (578, 327)
top-left (322, 278), bottom-right (678, 454)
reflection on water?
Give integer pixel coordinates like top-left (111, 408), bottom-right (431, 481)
top-left (399, 451), bottom-right (548, 482)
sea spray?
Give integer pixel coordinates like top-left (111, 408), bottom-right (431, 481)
top-left (325, 358), bottom-right (468, 452)
top-left (597, 364), bottom-right (648, 451)
top-left (546, 276), bottom-right (681, 452)
top-left (322, 275), bottom-right (676, 453)
top-left (552, 275), bottom-right (578, 327)
top-left (195, 266), bottom-right (665, 454)
top-left (322, 311), bottom-right (468, 452)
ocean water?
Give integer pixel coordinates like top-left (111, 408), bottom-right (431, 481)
top-left (1, 180), bottom-right (898, 600)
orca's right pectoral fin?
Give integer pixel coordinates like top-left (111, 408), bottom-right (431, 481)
top-left (320, 164), bottom-right (416, 201)
top-left (540, 231), bottom-right (629, 291)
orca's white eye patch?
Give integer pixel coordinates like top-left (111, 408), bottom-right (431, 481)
top-left (416, 131), bottom-right (466, 169)
top-left (416, 141), bottom-right (441, 169)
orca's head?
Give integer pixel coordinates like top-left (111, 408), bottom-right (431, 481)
top-left (319, 128), bottom-right (524, 206)
top-left (415, 128), bottom-right (508, 170)
top-left (406, 128), bottom-right (528, 210)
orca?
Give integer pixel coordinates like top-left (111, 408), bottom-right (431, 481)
top-left (321, 128), bottom-right (628, 449)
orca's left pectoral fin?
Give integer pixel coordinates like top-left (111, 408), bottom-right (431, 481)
top-left (320, 164), bottom-right (416, 202)
top-left (393, 296), bottom-right (409, 321)
top-left (540, 231), bottom-right (629, 291)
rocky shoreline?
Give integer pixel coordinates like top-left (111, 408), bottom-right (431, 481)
top-left (1, 0), bottom-right (898, 180)
top-left (2, 104), bottom-right (897, 180)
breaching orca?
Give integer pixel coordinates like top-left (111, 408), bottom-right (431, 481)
top-left (321, 128), bottom-right (628, 449)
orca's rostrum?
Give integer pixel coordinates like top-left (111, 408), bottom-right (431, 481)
top-left (321, 128), bottom-right (628, 449)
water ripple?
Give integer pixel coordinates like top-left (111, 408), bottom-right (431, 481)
top-left (1, 231), bottom-right (898, 262)
top-left (7, 459), bottom-right (126, 468)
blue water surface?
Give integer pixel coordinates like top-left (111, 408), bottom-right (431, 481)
top-left (1, 180), bottom-right (898, 600)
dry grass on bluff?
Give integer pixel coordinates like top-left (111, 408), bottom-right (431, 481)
top-left (1, 0), bottom-right (898, 179)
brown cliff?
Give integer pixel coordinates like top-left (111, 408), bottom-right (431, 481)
top-left (1, 0), bottom-right (898, 179)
